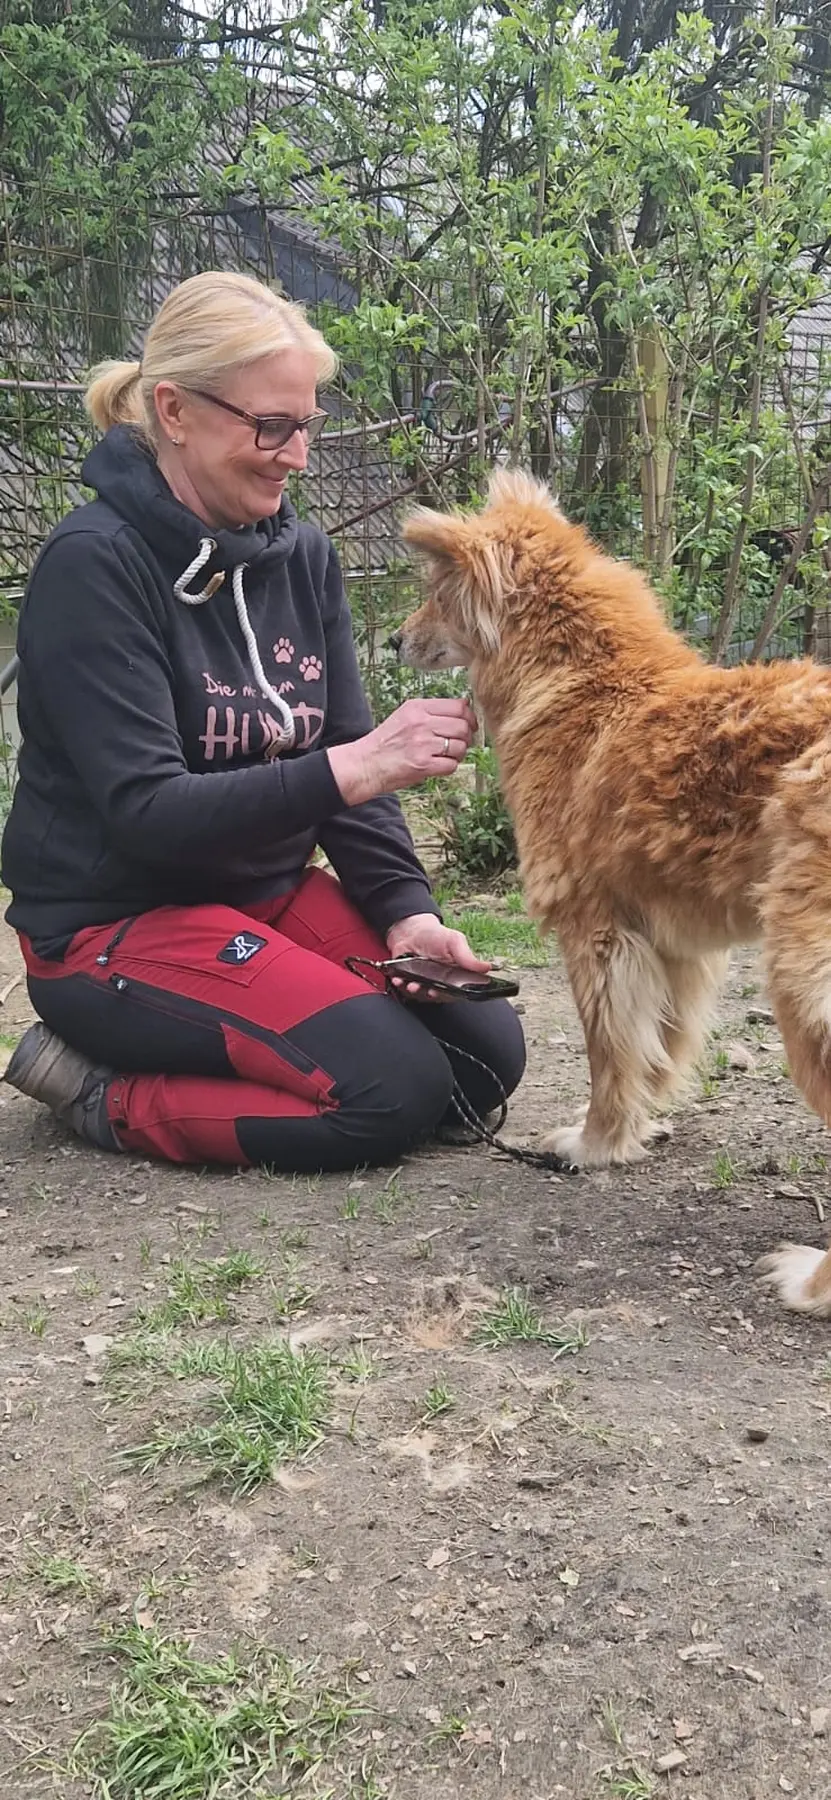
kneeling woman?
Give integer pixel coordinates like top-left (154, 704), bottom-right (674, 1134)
top-left (2, 271), bottom-right (524, 1171)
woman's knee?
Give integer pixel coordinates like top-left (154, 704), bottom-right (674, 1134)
top-left (332, 999), bottom-right (454, 1153)
top-left (431, 996), bottom-right (527, 1101)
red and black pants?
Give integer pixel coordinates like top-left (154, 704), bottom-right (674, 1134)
top-left (19, 870), bottom-right (526, 1172)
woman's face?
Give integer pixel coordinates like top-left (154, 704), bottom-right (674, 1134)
top-left (154, 350), bottom-right (320, 529)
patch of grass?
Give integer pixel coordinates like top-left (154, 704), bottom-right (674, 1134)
top-left (339, 1343), bottom-right (378, 1384)
top-left (426, 1708), bottom-right (469, 1744)
top-left (291, 1172), bottom-right (322, 1198)
top-left (279, 1228), bottom-right (309, 1254)
top-left (441, 904), bottom-right (548, 968)
top-left (599, 1698), bottom-right (626, 1750)
top-left (107, 1330), bottom-right (177, 1376)
top-left (786, 1149), bottom-right (827, 1176)
top-left (293, 1541), bottom-right (320, 1571)
top-left (713, 1147), bottom-right (738, 1188)
top-left (21, 1300), bottom-right (49, 1337)
top-left (28, 1549), bottom-right (96, 1597)
top-left (272, 1250), bottom-right (315, 1323)
top-left (600, 1771), bottom-right (656, 1799)
top-left (273, 1280), bottom-right (316, 1323)
top-left (70, 1623), bottom-right (367, 1800)
top-left (341, 1186), bottom-right (362, 1220)
top-left (121, 1339), bottom-right (331, 1496)
top-left (473, 1287), bottom-right (587, 1357)
top-left (374, 1170), bottom-right (413, 1224)
top-left (136, 1251), bottom-right (264, 1331)
top-left (421, 1378), bottom-right (455, 1421)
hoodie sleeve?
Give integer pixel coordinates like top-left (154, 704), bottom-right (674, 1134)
top-left (315, 542), bottom-right (441, 936)
top-left (17, 527), bottom-right (346, 865)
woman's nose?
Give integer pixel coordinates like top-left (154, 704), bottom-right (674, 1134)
top-left (276, 429), bottom-right (309, 472)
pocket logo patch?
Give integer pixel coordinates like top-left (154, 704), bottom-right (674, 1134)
top-left (217, 932), bottom-right (268, 965)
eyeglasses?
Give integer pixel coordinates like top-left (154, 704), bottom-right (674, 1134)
top-left (189, 390), bottom-right (328, 451)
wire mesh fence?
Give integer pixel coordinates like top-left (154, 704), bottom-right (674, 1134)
top-left (2, 160), bottom-right (831, 813)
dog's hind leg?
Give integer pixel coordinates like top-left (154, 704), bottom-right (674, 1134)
top-left (650, 950), bottom-right (729, 1108)
top-left (541, 921), bottom-right (676, 1167)
top-left (758, 748), bottom-right (831, 1133)
top-left (753, 745), bottom-right (831, 1313)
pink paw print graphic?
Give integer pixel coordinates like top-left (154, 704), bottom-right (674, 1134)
top-left (299, 655), bottom-right (322, 682)
top-left (273, 637), bottom-right (295, 665)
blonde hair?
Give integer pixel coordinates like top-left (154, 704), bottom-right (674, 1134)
top-left (84, 270), bottom-right (337, 444)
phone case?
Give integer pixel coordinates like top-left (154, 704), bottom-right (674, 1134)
top-left (358, 956), bottom-right (520, 1001)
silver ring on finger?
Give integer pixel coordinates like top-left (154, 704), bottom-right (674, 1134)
top-left (442, 736), bottom-right (450, 757)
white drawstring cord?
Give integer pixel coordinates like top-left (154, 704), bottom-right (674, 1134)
top-left (231, 564), bottom-right (295, 746)
top-left (172, 538), bottom-right (223, 604)
top-left (173, 536), bottom-right (296, 750)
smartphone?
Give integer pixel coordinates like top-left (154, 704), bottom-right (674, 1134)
top-left (382, 956), bottom-right (520, 1001)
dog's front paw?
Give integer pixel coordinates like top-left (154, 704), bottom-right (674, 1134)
top-left (540, 1123), bottom-right (648, 1169)
top-left (755, 1242), bottom-right (831, 1317)
top-left (540, 1124), bottom-right (589, 1167)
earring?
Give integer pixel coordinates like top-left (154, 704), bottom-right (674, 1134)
top-left (171, 435), bottom-right (181, 446)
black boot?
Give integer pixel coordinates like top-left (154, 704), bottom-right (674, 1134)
top-left (4, 1023), bottom-right (121, 1150)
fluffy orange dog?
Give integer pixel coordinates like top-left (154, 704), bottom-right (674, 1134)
top-left (395, 469), bottom-right (831, 1317)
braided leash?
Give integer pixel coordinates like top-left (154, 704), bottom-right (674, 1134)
top-left (430, 1031), bottom-right (569, 1173)
top-left (344, 956), bottom-right (568, 1173)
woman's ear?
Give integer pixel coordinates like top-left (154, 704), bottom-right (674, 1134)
top-left (153, 381), bottom-right (188, 447)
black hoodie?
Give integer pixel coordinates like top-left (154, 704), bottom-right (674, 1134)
top-left (1, 426), bottom-right (439, 950)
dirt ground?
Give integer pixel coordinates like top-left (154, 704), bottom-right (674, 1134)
top-left (2, 910), bottom-right (831, 1800)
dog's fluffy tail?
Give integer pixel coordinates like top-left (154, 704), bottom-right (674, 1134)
top-left (760, 735), bottom-right (831, 1126)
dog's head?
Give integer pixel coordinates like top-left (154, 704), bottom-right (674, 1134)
top-left (393, 468), bottom-right (566, 670)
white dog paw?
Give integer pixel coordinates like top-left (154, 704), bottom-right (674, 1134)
top-left (540, 1124), bottom-right (647, 1169)
top-left (541, 1124), bottom-right (590, 1167)
top-left (755, 1242), bottom-right (831, 1316)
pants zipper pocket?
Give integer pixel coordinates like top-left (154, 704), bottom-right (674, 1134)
top-left (96, 917), bottom-right (138, 968)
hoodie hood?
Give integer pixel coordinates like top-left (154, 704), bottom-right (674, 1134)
top-left (81, 424), bottom-right (300, 579)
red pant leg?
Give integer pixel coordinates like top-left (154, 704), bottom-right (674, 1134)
top-left (107, 1071), bottom-right (321, 1163)
top-left (20, 897), bottom-right (388, 1165)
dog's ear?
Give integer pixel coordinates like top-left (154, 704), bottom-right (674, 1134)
top-left (486, 466), bottom-right (561, 515)
top-left (402, 506), bottom-right (468, 565)
top-left (402, 506), bottom-right (509, 655)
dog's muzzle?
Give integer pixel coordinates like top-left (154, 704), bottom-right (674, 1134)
top-left (386, 630), bottom-right (403, 656)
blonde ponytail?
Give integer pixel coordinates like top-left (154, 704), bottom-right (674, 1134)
top-left (84, 359), bottom-right (146, 433)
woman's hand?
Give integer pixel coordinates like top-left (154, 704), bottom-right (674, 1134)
top-left (327, 696), bottom-right (477, 806)
top-left (385, 912), bottom-right (491, 1001)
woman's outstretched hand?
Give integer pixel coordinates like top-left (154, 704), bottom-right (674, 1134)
top-left (327, 696), bottom-right (477, 805)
